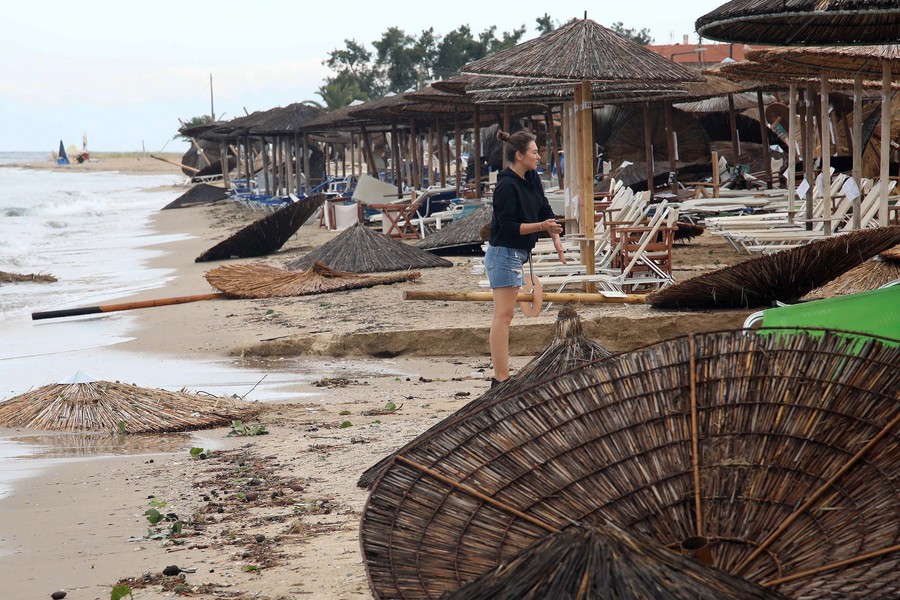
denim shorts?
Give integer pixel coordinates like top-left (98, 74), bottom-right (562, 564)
top-left (484, 244), bottom-right (528, 289)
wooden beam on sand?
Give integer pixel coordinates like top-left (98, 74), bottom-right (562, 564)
top-left (404, 290), bottom-right (648, 304)
top-left (150, 154), bottom-right (200, 174)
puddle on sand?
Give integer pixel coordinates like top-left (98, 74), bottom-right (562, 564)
top-left (6, 431), bottom-right (193, 459)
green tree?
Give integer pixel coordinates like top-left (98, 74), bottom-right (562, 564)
top-left (318, 38), bottom-right (382, 109)
top-left (174, 114), bottom-right (214, 140)
top-left (609, 21), bottom-right (653, 45)
top-left (535, 13), bottom-right (556, 36)
top-left (372, 27), bottom-right (438, 92)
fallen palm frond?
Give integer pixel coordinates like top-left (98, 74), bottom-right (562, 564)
top-left (287, 223), bottom-right (452, 273)
top-left (0, 270), bottom-right (57, 283)
top-left (0, 374), bottom-right (258, 433)
top-left (195, 195), bottom-right (324, 262)
top-left (803, 244), bottom-right (900, 299)
top-left (647, 226), bottom-right (900, 309)
top-left (361, 329), bottom-right (900, 599)
top-left (445, 523), bottom-right (786, 600)
top-left (205, 261), bottom-right (420, 299)
top-left (357, 307), bottom-right (612, 489)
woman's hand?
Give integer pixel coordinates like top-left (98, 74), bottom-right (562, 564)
top-left (555, 242), bottom-right (567, 265)
top-left (538, 218), bottom-right (562, 235)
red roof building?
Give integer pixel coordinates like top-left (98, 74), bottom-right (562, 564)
top-left (646, 36), bottom-right (769, 67)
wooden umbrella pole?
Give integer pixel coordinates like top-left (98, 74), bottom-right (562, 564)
top-left (761, 544), bottom-right (900, 587)
top-left (879, 62), bottom-right (891, 226)
top-left (688, 334), bottom-right (703, 537)
top-left (150, 154), bottom-right (200, 174)
top-left (404, 290), bottom-right (647, 304)
top-left (395, 455), bottom-right (558, 533)
top-left (734, 412), bottom-right (900, 575)
top-left (32, 293), bottom-right (225, 320)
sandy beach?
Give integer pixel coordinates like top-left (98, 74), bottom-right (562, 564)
top-left (0, 157), bottom-right (752, 600)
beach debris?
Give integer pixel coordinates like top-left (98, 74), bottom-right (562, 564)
top-left (195, 194), bottom-right (324, 262)
top-left (0, 270), bottom-right (57, 284)
top-left (674, 220), bottom-right (706, 243)
top-left (50, 591), bottom-right (66, 600)
top-left (0, 371), bottom-right (258, 433)
top-left (205, 261), bottom-right (421, 298)
top-left (161, 183), bottom-right (229, 210)
top-left (802, 244), bottom-right (900, 299)
top-left (647, 226), bottom-right (900, 309)
top-left (162, 565), bottom-right (182, 576)
top-left (359, 329), bottom-right (900, 598)
top-left (31, 292), bottom-right (223, 320)
top-left (415, 205), bottom-right (493, 254)
top-left (445, 523), bottom-right (786, 600)
top-left (286, 223), bottom-right (452, 273)
top-left (357, 306), bottom-right (612, 489)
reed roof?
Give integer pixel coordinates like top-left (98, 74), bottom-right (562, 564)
top-left (462, 18), bottom-right (704, 84)
top-left (246, 102), bottom-right (324, 135)
top-left (747, 44), bottom-right (900, 79)
top-left (802, 244), bottom-right (900, 299)
top-left (357, 307), bottom-right (612, 489)
top-left (204, 261), bottom-right (420, 298)
top-left (445, 523), bottom-right (787, 600)
top-left (414, 205), bottom-right (492, 252)
top-left (162, 183), bottom-right (229, 210)
top-left (696, 0), bottom-right (900, 45)
top-left (675, 91), bottom-right (775, 113)
top-left (647, 227), bottom-right (900, 309)
top-left (360, 328), bottom-right (900, 598)
top-left (0, 373), bottom-right (258, 433)
top-left (195, 195), bottom-right (324, 263)
top-left (285, 223), bottom-right (452, 273)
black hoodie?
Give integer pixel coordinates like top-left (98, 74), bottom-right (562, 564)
top-left (489, 168), bottom-right (555, 250)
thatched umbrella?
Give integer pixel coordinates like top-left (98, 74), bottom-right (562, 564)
top-left (415, 205), bottom-right (492, 253)
top-left (0, 372), bottom-right (258, 433)
top-left (161, 183), bottom-right (229, 210)
top-left (285, 223), bottom-right (451, 273)
top-left (594, 104), bottom-right (711, 166)
top-left (696, 0), bottom-right (900, 45)
top-left (195, 195), bottom-right (324, 262)
top-left (360, 329), bottom-right (900, 599)
top-left (802, 244), bottom-right (900, 298)
top-left (646, 226), bottom-right (900, 309)
top-left (445, 523), bottom-right (788, 600)
top-left (204, 261), bottom-right (420, 298)
top-left (357, 307), bottom-right (612, 489)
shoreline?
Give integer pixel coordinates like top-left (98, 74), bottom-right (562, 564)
top-left (0, 158), bottom-right (753, 599)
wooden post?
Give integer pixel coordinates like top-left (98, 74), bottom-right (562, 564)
top-left (879, 62), bottom-right (891, 227)
top-left (284, 137), bottom-right (294, 197)
top-left (788, 83), bottom-right (797, 224)
top-left (728, 94), bottom-right (740, 165)
top-left (454, 110), bottom-right (462, 197)
top-left (302, 133), bottom-right (311, 193)
top-left (219, 141), bottom-right (230, 189)
top-left (473, 106), bottom-right (481, 199)
top-left (852, 75), bottom-right (863, 230)
top-left (361, 125), bottom-right (376, 178)
top-left (557, 104), bottom-right (565, 190)
top-left (437, 119), bottom-right (446, 187)
top-left (820, 75), bottom-right (832, 236)
top-left (408, 119), bottom-right (419, 191)
top-left (392, 122), bottom-right (403, 198)
top-left (191, 137), bottom-right (211, 167)
top-left (756, 90), bottom-right (773, 189)
top-left (664, 101), bottom-right (678, 194)
top-left (261, 137), bottom-right (271, 196)
top-left (244, 137), bottom-right (252, 189)
top-left (577, 81), bottom-right (596, 292)
top-left (804, 82), bottom-right (816, 228)
top-left (643, 103), bottom-right (654, 198)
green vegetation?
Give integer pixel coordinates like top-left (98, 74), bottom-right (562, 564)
top-left (228, 420), bottom-right (268, 437)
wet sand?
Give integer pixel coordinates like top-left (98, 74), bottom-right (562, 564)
top-left (0, 158), bottom-right (752, 599)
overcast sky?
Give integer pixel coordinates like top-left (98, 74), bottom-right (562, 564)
top-left (1, 0), bottom-right (724, 153)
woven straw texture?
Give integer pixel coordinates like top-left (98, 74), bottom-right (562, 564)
top-left (361, 329), bottom-right (900, 599)
top-left (803, 244), bottom-right (900, 299)
top-left (414, 206), bottom-right (492, 252)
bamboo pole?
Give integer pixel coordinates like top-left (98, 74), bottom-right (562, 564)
top-left (32, 293), bottom-right (225, 320)
top-left (404, 290), bottom-right (647, 304)
top-left (150, 154), bottom-right (200, 174)
top-left (302, 133), bottom-right (311, 192)
top-left (756, 90), bottom-right (773, 188)
top-left (474, 106), bottom-right (481, 199)
top-left (820, 76), bottom-right (832, 236)
top-left (437, 119), bottom-right (446, 187)
top-left (879, 62), bottom-right (891, 227)
top-left (283, 138), bottom-right (294, 197)
top-left (392, 122), bottom-right (403, 198)
top-left (664, 101), bottom-right (678, 194)
top-left (762, 544), bottom-right (900, 587)
top-left (728, 93), bottom-right (740, 165)
top-left (688, 334), bottom-right (703, 537)
top-left (788, 83), bottom-right (797, 224)
top-left (852, 75), bottom-right (863, 230)
top-left (261, 137), bottom-right (271, 196)
top-left (454, 110), bottom-right (462, 197)
top-left (579, 82), bottom-right (596, 293)
top-left (804, 83), bottom-right (816, 228)
top-left (643, 102), bottom-right (654, 198)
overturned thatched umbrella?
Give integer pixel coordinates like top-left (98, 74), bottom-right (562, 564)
top-left (445, 523), bottom-right (788, 600)
top-left (361, 329), bottom-right (900, 598)
top-left (802, 244), bottom-right (900, 299)
top-left (285, 223), bottom-right (452, 273)
top-left (0, 270), bottom-right (56, 283)
top-left (357, 306), bottom-right (613, 489)
top-left (594, 104), bottom-right (712, 166)
top-left (162, 183), bottom-right (229, 210)
top-left (415, 205), bottom-right (492, 253)
top-left (646, 226), bottom-right (900, 309)
top-left (696, 0), bottom-right (900, 45)
top-left (195, 195), bottom-right (324, 262)
top-left (205, 261), bottom-right (420, 298)
top-left (0, 371), bottom-right (258, 433)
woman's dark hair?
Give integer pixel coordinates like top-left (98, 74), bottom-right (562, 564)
top-left (497, 130), bottom-right (536, 165)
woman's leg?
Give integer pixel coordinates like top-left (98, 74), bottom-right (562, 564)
top-left (490, 286), bottom-right (519, 381)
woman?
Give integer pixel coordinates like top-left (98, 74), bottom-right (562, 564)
top-left (485, 130), bottom-right (566, 387)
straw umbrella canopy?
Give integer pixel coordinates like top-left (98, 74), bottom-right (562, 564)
top-left (360, 329), bottom-right (900, 599)
top-left (646, 226), bottom-right (900, 309)
top-left (445, 523), bottom-right (788, 600)
top-left (414, 205), bottom-right (493, 253)
top-left (244, 102), bottom-right (322, 136)
top-left (696, 0), bottom-right (900, 45)
top-left (461, 17), bottom-right (703, 281)
top-left (204, 261), bottom-right (420, 298)
top-left (0, 371), bottom-right (258, 433)
top-left (195, 195), bottom-right (325, 262)
top-left (161, 183), bottom-right (229, 210)
top-left (285, 223), bottom-right (452, 273)
top-left (357, 306), bottom-right (612, 489)
top-left (802, 244), bottom-right (900, 298)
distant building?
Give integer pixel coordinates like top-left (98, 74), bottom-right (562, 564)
top-left (646, 35), bottom-right (768, 68)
